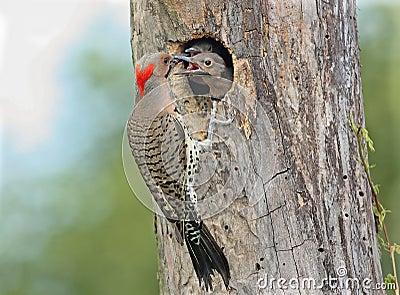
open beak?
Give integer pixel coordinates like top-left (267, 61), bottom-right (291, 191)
top-left (172, 54), bottom-right (209, 76)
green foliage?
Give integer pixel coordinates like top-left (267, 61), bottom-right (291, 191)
top-left (395, 243), bottom-right (400, 255)
top-left (349, 114), bottom-right (399, 294)
top-left (386, 274), bottom-right (396, 285)
top-left (359, 5), bottom-right (400, 291)
top-left (373, 205), bottom-right (391, 235)
top-left (385, 274), bottom-right (396, 295)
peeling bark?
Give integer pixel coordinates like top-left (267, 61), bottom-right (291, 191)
top-left (130, 1), bottom-right (383, 294)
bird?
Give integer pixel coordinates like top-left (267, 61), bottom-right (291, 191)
top-left (168, 42), bottom-right (229, 143)
top-left (172, 52), bottom-right (233, 145)
top-left (174, 52), bottom-right (233, 81)
top-left (183, 38), bottom-right (233, 68)
top-left (127, 52), bottom-right (230, 291)
top-left (185, 39), bottom-right (213, 56)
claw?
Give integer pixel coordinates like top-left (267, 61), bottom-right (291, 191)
top-left (211, 116), bottom-right (234, 126)
top-left (206, 100), bottom-right (234, 142)
top-left (195, 139), bottom-right (213, 152)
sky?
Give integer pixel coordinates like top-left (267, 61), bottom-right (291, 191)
top-left (0, 0), bottom-right (127, 150)
top-left (0, 1), bottom-right (133, 183)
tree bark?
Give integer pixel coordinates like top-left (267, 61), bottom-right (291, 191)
top-left (130, 1), bottom-right (383, 294)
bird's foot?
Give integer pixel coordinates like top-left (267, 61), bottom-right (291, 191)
top-left (211, 116), bottom-right (234, 126)
top-left (195, 139), bottom-right (213, 152)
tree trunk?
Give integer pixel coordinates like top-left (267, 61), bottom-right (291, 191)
top-left (130, 1), bottom-right (383, 294)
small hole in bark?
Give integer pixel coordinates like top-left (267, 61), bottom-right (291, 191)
top-left (154, 216), bottom-right (158, 233)
top-left (221, 246), bottom-right (225, 250)
top-left (318, 247), bottom-right (324, 252)
top-left (363, 237), bottom-right (367, 241)
top-left (214, 151), bottom-right (221, 158)
top-left (234, 166), bottom-right (239, 171)
top-left (224, 224), bottom-right (229, 230)
top-left (181, 37), bottom-right (234, 78)
top-left (255, 263), bottom-right (261, 271)
top-left (282, 262), bottom-right (286, 266)
top-left (169, 233), bottom-right (172, 238)
top-left (343, 175), bottom-right (348, 180)
top-left (359, 191), bottom-right (364, 197)
top-left (284, 176), bottom-right (288, 180)
top-left (294, 76), bottom-right (299, 81)
top-left (325, 34), bottom-right (330, 39)
top-left (344, 213), bottom-right (349, 218)
top-left (260, 257), bottom-right (264, 261)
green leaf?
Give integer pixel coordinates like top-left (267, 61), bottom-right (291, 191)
top-left (394, 243), bottom-right (400, 255)
top-left (379, 208), bottom-right (391, 225)
top-left (373, 205), bottom-right (380, 217)
top-left (360, 127), bottom-right (375, 152)
top-left (348, 113), bottom-right (357, 133)
top-left (373, 184), bottom-right (380, 194)
top-left (384, 273), bottom-right (395, 285)
top-left (378, 236), bottom-right (386, 249)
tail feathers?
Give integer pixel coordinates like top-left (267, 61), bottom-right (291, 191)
top-left (184, 222), bottom-right (230, 291)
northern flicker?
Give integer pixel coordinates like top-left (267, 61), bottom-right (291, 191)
top-left (167, 40), bottom-right (233, 144)
top-left (127, 52), bottom-right (230, 291)
top-left (183, 38), bottom-right (232, 68)
top-left (185, 39), bottom-right (213, 56)
top-left (173, 52), bottom-right (233, 145)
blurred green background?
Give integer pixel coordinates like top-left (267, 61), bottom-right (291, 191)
top-left (359, 3), bottom-right (400, 280)
top-left (1, 1), bottom-right (399, 294)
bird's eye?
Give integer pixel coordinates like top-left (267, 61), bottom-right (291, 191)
top-left (204, 59), bottom-right (212, 66)
top-left (163, 57), bottom-right (170, 64)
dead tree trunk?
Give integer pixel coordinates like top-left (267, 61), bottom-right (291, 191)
top-left (130, 1), bottom-right (383, 294)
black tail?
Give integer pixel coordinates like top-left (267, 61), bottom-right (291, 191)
top-left (184, 221), bottom-right (230, 291)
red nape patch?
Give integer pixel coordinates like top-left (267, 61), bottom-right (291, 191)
top-left (135, 63), bottom-right (155, 97)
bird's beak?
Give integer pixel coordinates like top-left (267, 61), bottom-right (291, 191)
top-left (172, 54), bottom-right (193, 64)
top-left (172, 54), bottom-right (209, 76)
top-left (184, 47), bottom-right (201, 55)
top-left (164, 58), bottom-right (181, 78)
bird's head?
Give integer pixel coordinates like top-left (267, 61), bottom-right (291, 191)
top-left (185, 42), bottom-right (213, 56)
top-left (135, 53), bottom-right (177, 98)
top-left (173, 52), bottom-right (233, 80)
